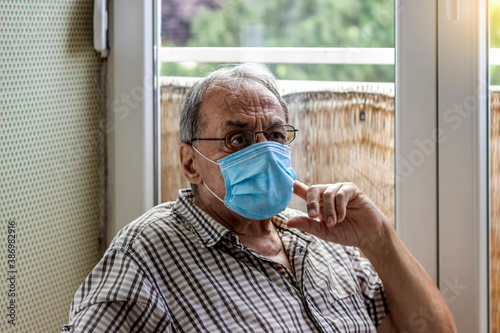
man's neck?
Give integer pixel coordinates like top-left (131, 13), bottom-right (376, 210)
top-left (193, 193), bottom-right (275, 237)
top-left (193, 194), bottom-right (293, 272)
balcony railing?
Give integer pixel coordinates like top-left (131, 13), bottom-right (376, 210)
top-left (160, 47), bottom-right (500, 65)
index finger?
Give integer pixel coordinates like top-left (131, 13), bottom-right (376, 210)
top-left (293, 180), bottom-right (309, 201)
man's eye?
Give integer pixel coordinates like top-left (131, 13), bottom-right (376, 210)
top-left (227, 131), bottom-right (252, 149)
top-left (270, 131), bottom-right (285, 138)
top-left (231, 135), bottom-right (245, 144)
top-left (269, 131), bottom-right (286, 142)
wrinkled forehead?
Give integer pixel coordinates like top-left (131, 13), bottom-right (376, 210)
top-left (203, 79), bottom-right (283, 113)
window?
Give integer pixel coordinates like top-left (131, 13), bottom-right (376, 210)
top-left (159, 0), bottom-right (396, 230)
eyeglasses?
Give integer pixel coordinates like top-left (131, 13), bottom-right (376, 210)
top-left (191, 124), bottom-right (298, 151)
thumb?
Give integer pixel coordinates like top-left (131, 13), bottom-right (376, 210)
top-left (293, 180), bottom-right (308, 201)
top-left (286, 216), bottom-right (324, 237)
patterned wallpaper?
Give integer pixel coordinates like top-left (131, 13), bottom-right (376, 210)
top-left (0, 0), bottom-right (101, 331)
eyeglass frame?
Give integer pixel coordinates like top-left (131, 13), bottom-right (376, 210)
top-left (190, 124), bottom-right (298, 151)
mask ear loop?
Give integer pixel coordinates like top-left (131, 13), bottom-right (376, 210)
top-left (191, 145), bottom-right (219, 165)
top-left (191, 145), bottom-right (225, 203)
top-left (202, 181), bottom-right (225, 204)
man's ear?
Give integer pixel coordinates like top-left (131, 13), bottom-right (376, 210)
top-left (180, 143), bottom-right (202, 185)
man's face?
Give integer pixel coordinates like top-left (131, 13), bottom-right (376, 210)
top-left (194, 80), bottom-right (287, 201)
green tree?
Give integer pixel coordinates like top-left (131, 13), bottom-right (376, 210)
top-left (491, 0), bottom-right (500, 85)
top-left (162, 0), bottom-right (394, 82)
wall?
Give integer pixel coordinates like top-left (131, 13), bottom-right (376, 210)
top-left (0, 1), bottom-right (101, 331)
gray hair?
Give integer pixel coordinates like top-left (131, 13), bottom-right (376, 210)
top-left (179, 63), bottom-right (289, 145)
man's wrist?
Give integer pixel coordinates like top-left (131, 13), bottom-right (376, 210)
top-left (359, 221), bottom-right (400, 268)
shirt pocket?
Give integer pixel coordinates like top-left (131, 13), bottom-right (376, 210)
top-left (303, 252), bottom-right (360, 302)
top-left (327, 293), bottom-right (377, 332)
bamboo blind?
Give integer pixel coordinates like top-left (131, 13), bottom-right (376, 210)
top-left (161, 85), bottom-right (499, 331)
top-left (161, 85), bottom-right (192, 202)
top-left (283, 91), bottom-right (394, 224)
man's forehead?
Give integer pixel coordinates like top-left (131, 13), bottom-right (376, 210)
top-left (204, 81), bottom-right (279, 107)
top-left (198, 80), bottom-right (286, 133)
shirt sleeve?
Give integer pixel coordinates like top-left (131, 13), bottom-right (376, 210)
top-left (344, 246), bottom-right (389, 327)
top-left (63, 248), bottom-right (172, 333)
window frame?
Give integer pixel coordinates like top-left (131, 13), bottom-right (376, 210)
top-left (436, 0), bottom-right (489, 331)
top-left (107, 0), bottom-right (156, 239)
top-left (395, 0), bottom-right (439, 283)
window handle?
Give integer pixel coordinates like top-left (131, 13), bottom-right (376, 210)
top-left (94, 0), bottom-right (109, 58)
top-left (445, 0), bottom-right (459, 20)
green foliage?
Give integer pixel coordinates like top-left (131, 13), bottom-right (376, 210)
top-left (189, 0), bottom-right (393, 48)
top-left (160, 62), bottom-right (394, 82)
top-left (163, 0), bottom-right (500, 84)
top-left (166, 0), bottom-right (395, 82)
top-left (491, 0), bottom-right (500, 85)
top-left (492, 0), bottom-right (500, 48)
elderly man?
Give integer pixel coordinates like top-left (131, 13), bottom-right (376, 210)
top-left (64, 64), bottom-right (456, 332)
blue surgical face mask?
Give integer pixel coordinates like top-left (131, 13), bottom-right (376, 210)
top-left (193, 141), bottom-right (297, 220)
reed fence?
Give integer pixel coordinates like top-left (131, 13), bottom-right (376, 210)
top-left (283, 91), bottom-right (394, 223)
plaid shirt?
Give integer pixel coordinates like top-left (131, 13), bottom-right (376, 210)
top-left (63, 189), bottom-right (388, 332)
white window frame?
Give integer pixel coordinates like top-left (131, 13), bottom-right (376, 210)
top-left (159, 47), bottom-right (395, 64)
top-left (436, 0), bottom-right (489, 331)
top-left (108, 0), bottom-right (490, 330)
top-left (397, 1), bottom-right (489, 331)
top-left (395, 0), bottom-right (439, 284)
top-left (106, 0), bottom-right (156, 239)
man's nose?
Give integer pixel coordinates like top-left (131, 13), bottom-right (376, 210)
top-left (254, 131), bottom-right (269, 143)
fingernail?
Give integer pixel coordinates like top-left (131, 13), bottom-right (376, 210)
top-left (327, 216), bottom-right (335, 226)
top-left (308, 208), bottom-right (316, 217)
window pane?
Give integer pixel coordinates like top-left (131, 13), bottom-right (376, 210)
top-left (160, 0), bottom-right (394, 83)
top-left (159, 0), bottom-right (395, 227)
top-left (162, 0), bottom-right (394, 48)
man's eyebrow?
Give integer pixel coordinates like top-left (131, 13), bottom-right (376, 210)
top-left (223, 120), bottom-right (248, 129)
top-left (222, 120), bottom-right (287, 130)
top-left (270, 120), bottom-right (286, 128)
